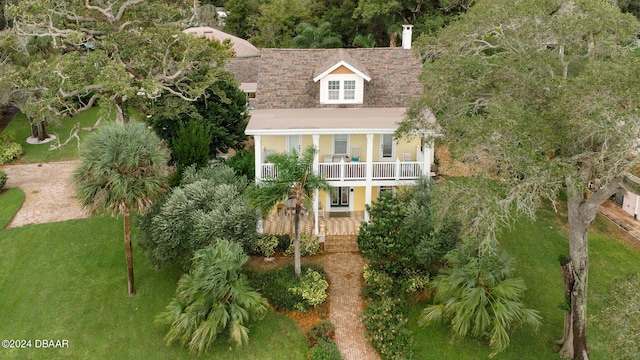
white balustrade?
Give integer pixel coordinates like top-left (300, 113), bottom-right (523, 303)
top-left (260, 161), bottom-right (422, 181)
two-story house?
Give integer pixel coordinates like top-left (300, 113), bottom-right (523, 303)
top-left (225, 26), bottom-right (436, 239)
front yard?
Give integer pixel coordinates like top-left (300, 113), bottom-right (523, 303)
top-left (0, 212), bottom-right (308, 360)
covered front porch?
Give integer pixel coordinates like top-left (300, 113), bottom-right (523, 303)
top-left (263, 209), bottom-right (365, 236)
top-left (262, 209), bottom-right (364, 252)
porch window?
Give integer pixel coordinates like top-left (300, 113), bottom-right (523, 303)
top-left (333, 134), bottom-right (348, 155)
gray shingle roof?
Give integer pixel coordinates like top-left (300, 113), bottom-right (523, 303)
top-left (226, 48), bottom-right (423, 109)
top-left (225, 57), bottom-right (261, 84)
top-left (257, 48), bottom-right (422, 109)
top-left (312, 49), bottom-right (371, 80)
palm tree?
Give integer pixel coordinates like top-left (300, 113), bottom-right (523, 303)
top-left (293, 22), bottom-right (343, 49)
top-left (419, 241), bottom-right (542, 356)
top-left (248, 145), bottom-right (329, 277)
top-left (352, 34), bottom-right (377, 48)
top-left (74, 122), bottom-right (169, 295)
top-left (156, 239), bottom-right (268, 353)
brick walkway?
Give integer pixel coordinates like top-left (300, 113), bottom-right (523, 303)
top-left (318, 253), bottom-right (381, 360)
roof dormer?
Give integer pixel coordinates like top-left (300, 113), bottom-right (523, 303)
top-left (313, 53), bottom-right (371, 105)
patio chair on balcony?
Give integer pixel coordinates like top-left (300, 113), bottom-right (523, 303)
top-left (350, 146), bottom-right (361, 162)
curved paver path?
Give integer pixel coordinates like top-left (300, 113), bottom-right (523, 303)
top-left (1, 160), bottom-right (88, 228)
top-left (320, 252), bottom-right (381, 360)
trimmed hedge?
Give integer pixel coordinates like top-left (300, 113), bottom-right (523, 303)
top-left (0, 170), bottom-right (7, 190)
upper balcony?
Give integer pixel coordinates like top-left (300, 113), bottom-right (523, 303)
top-left (260, 159), bottom-right (425, 182)
top-left (259, 146), bottom-right (432, 186)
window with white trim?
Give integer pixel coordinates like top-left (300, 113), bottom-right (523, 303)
top-left (333, 134), bottom-right (348, 155)
top-left (326, 79), bottom-right (356, 102)
top-left (328, 81), bottom-right (340, 100)
top-left (319, 74), bottom-right (364, 104)
top-left (344, 80), bottom-right (356, 100)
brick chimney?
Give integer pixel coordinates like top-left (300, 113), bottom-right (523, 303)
top-left (402, 25), bottom-right (413, 50)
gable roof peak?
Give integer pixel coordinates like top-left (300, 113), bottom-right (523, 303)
top-left (313, 49), bottom-right (371, 82)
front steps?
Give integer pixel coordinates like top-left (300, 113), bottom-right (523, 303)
top-left (323, 234), bottom-right (359, 253)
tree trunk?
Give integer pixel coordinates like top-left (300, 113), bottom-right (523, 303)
top-left (566, 192), bottom-right (595, 360)
top-left (294, 204), bottom-right (301, 278)
top-left (558, 260), bottom-right (575, 358)
top-left (123, 211), bottom-right (136, 296)
top-left (31, 120), bottom-right (49, 141)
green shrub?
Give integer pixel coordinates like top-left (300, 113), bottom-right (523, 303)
top-left (362, 264), bottom-right (395, 300)
top-left (309, 339), bottom-right (343, 360)
top-left (226, 149), bottom-right (254, 180)
top-left (246, 264), bottom-right (326, 311)
top-left (1, 142), bottom-right (24, 164)
top-left (138, 164), bottom-right (257, 269)
top-left (0, 170), bottom-right (7, 190)
top-left (361, 296), bottom-right (412, 360)
top-left (250, 234), bottom-right (279, 257)
top-left (307, 320), bottom-right (336, 346)
top-left (285, 233), bottom-right (319, 256)
top-left (156, 240), bottom-right (268, 353)
top-left (275, 234), bottom-right (291, 252)
top-left (289, 268), bottom-right (329, 311)
top-left (0, 130), bottom-right (16, 143)
top-left (402, 269), bottom-right (430, 294)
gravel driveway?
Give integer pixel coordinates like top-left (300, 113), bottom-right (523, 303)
top-left (1, 161), bottom-right (89, 228)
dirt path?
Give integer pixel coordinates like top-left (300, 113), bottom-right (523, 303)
top-left (1, 161), bottom-right (89, 228)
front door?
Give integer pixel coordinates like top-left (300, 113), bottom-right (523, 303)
top-left (288, 135), bottom-right (301, 154)
top-left (331, 187), bottom-right (350, 208)
top-left (380, 134), bottom-right (394, 161)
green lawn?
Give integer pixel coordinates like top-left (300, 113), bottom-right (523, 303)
top-left (3, 106), bottom-right (143, 164)
top-left (0, 216), bottom-right (308, 360)
top-left (0, 188), bottom-right (25, 228)
top-left (408, 207), bottom-right (640, 359)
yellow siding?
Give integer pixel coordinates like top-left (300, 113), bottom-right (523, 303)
top-left (318, 135), bottom-right (334, 160)
top-left (396, 138), bottom-right (421, 161)
top-left (318, 189), bottom-right (328, 210)
top-left (262, 135), bottom-right (287, 153)
top-left (353, 187), bottom-right (366, 211)
top-left (301, 135), bottom-right (313, 150)
top-left (331, 65), bottom-right (354, 75)
top-left (260, 134), bottom-right (421, 162)
top-left (371, 188), bottom-right (379, 203)
top-left (348, 135), bottom-right (367, 161)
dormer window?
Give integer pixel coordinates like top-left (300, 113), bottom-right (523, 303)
top-left (314, 58), bottom-right (371, 105)
top-left (328, 79), bottom-right (356, 101)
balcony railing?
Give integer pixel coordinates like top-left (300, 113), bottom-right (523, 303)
top-left (260, 159), bottom-right (425, 181)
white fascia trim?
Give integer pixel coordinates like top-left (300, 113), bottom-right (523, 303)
top-left (246, 129), bottom-right (438, 136)
top-left (246, 128), bottom-right (410, 136)
top-left (313, 61), bottom-right (372, 82)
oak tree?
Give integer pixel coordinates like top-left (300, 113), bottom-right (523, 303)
top-left (6, 0), bottom-right (232, 141)
top-left (400, 1), bottom-right (640, 359)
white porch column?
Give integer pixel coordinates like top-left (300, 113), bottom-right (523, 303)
top-left (422, 140), bottom-right (432, 176)
top-left (313, 134), bottom-right (320, 234)
top-left (364, 133), bottom-right (374, 222)
top-left (254, 135), bottom-right (263, 233)
top-left (254, 135), bottom-right (262, 182)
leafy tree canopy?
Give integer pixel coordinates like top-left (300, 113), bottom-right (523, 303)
top-left (6, 0), bottom-right (233, 128)
top-left (222, 0), bottom-right (470, 48)
top-left (400, 1), bottom-right (640, 358)
top-left (358, 179), bottom-right (459, 274)
top-left (147, 77), bottom-right (248, 162)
